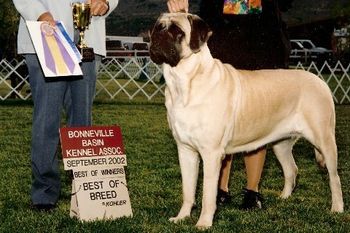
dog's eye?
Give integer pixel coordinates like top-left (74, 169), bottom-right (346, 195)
top-left (168, 24), bottom-right (185, 42)
top-left (155, 23), bottom-right (166, 31)
top-left (176, 33), bottom-right (184, 42)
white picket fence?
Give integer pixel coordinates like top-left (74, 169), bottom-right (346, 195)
top-left (0, 54), bottom-right (349, 104)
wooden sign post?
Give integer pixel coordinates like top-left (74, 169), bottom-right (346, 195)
top-left (60, 126), bottom-right (133, 221)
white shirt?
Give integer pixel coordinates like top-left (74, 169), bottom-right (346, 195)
top-left (13, 0), bottom-right (119, 56)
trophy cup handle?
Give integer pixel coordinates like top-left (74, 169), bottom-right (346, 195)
top-left (72, 2), bottom-right (95, 62)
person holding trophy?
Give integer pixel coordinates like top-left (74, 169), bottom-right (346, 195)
top-left (12, 0), bottom-right (119, 211)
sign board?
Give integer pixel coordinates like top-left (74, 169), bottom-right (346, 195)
top-left (71, 166), bottom-right (126, 179)
top-left (70, 176), bottom-right (132, 220)
top-left (59, 126), bottom-right (132, 221)
top-left (60, 126), bottom-right (127, 170)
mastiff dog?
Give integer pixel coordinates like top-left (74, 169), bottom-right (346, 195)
top-left (149, 13), bottom-right (343, 229)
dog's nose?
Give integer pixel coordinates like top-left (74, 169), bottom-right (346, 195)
top-left (149, 39), bottom-right (163, 64)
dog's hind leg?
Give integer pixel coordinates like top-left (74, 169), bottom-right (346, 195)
top-left (299, 95), bottom-right (343, 211)
top-left (196, 150), bottom-right (223, 229)
top-left (272, 138), bottom-right (298, 199)
top-left (170, 144), bottom-right (200, 223)
top-left (317, 135), bottom-right (343, 212)
top-left (315, 148), bottom-right (326, 168)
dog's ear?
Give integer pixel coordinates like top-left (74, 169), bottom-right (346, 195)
top-left (187, 15), bottom-right (212, 53)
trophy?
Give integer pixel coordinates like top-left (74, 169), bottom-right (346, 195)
top-left (72, 2), bottom-right (94, 62)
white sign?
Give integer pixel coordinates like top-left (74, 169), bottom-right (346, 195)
top-left (59, 126), bottom-right (133, 221)
top-left (71, 166), bottom-right (126, 179)
top-left (70, 175), bottom-right (133, 221)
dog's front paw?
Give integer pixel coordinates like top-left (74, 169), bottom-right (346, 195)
top-left (195, 219), bottom-right (212, 230)
top-left (279, 190), bottom-right (292, 199)
top-left (195, 213), bottom-right (213, 230)
top-left (331, 201), bottom-right (344, 213)
top-left (169, 215), bottom-right (189, 223)
top-left (169, 203), bottom-right (193, 223)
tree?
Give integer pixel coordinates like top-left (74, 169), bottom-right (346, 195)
top-left (0, 0), bottom-right (19, 59)
top-left (331, 0), bottom-right (350, 17)
top-left (331, 0), bottom-right (350, 61)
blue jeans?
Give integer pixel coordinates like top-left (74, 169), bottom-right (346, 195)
top-left (25, 54), bottom-right (98, 205)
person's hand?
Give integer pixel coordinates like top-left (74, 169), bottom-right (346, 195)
top-left (167, 0), bottom-right (189, 13)
top-left (90, 0), bottom-right (109, 16)
top-left (37, 12), bottom-right (56, 27)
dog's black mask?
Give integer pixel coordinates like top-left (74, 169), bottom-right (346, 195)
top-left (149, 14), bottom-right (212, 67)
top-left (149, 22), bottom-right (184, 67)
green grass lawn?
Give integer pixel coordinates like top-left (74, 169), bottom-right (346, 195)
top-left (0, 101), bottom-right (349, 233)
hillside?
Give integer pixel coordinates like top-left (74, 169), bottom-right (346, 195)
top-left (106, 0), bottom-right (349, 37)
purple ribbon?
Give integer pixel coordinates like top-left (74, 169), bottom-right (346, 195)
top-left (41, 31), bottom-right (56, 74)
top-left (41, 31), bottom-right (76, 75)
top-left (54, 31), bottom-right (75, 73)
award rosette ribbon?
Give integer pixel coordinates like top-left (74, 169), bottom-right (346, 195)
top-left (40, 22), bottom-right (77, 75)
top-left (72, 1), bottom-right (95, 62)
